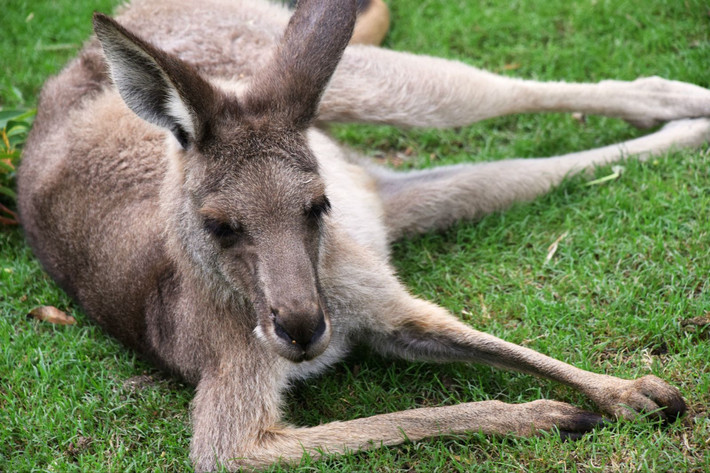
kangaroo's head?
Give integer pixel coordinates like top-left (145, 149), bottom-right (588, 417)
top-left (93, 0), bottom-right (356, 362)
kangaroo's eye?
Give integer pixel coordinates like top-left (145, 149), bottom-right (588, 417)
top-left (204, 218), bottom-right (241, 247)
top-left (307, 196), bottom-right (331, 220)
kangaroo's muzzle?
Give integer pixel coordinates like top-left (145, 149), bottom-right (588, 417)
top-left (260, 303), bottom-right (331, 363)
top-left (270, 302), bottom-right (330, 362)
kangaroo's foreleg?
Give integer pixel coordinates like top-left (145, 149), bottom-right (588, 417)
top-left (321, 46), bottom-right (710, 128)
top-left (241, 399), bottom-right (601, 469)
top-left (370, 118), bottom-right (710, 239)
top-left (192, 367), bottom-right (602, 472)
top-left (363, 294), bottom-right (686, 424)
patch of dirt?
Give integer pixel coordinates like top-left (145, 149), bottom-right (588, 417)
top-left (681, 314), bottom-right (710, 340)
top-left (122, 374), bottom-right (157, 391)
top-left (66, 436), bottom-right (91, 460)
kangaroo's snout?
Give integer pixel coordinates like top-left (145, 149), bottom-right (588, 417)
top-left (266, 301), bottom-right (331, 362)
top-left (252, 226), bottom-right (331, 363)
top-left (271, 304), bottom-right (328, 356)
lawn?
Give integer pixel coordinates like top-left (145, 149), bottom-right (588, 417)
top-left (2, 0), bottom-right (710, 471)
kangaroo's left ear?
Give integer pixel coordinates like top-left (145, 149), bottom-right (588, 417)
top-left (93, 12), bottom-right (222, 148)
top-left (243, 0), bottom-right (356, 129)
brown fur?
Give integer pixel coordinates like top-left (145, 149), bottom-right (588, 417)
top-left (18, 0), bottom-right (710, 471)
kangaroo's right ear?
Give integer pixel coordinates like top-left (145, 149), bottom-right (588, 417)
top-left (243, 0), bottom-right (356, 129)
top-left (93, 13), bottom-right (220, 149)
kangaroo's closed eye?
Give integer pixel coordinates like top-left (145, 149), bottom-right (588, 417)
top-left (204, 218), bottom-right (242, 245)
top-left (306, 196), bottom-right (331, 220)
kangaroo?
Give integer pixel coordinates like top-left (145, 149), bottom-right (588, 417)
top-left (17, 0), bottom-right (710, 470)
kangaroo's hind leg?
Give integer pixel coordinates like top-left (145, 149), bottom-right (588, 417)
top-left (366, 118), bottom-right (710, 240)
top-left (321, 46), bottom-right (710, 129)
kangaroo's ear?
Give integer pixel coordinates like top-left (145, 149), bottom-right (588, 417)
top-left (244, 0), bottom-right (356, 128)
top-left (93, 13), bottom-right (220, 148)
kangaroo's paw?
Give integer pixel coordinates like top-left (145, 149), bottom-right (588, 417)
top-left (589, 375), bottom-right (687, 423)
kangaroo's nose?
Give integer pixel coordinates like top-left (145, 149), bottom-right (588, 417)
top-left (271, 306), bottom-right (326, 352)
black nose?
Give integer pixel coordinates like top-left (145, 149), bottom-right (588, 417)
top-left (271, 308), bottom-right (326, 351)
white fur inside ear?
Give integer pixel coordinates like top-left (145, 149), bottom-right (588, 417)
top-left (100, 29), bottom-right (197, 144)
top-left (166, 88), bottom-right (196, 139)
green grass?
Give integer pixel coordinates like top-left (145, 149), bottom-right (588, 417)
top-left (2, 0), bottom-right (710, 471)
